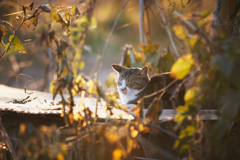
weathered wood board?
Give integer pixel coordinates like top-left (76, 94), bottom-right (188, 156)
top-left (0, 84), bottom-right (218, 121)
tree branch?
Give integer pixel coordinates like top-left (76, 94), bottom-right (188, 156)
top-left (154, 0), bottom-right (179, 58)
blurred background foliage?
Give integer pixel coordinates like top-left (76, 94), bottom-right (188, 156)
top-left (2, 0), bottom-right (240, 160)
top-left (0, 0), bottom-right (216, 90)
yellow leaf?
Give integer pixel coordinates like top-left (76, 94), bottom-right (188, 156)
top-left (112, 149), bottom-right (126, 160)
top-left (74, 113), bottom-right (83, 121)
top-left (174, 139), bottom-right (180, 148)
top-left (106, 72), bottom-right (116, 88)
top-left (145, 97), bottom-right (162, 123)
top-left (31, 17), bottom-right (38, 27)
top-left (65, 12), bottom-right (70, 22)
top-left (24, 20), bottom-right (31, 28)
top-left (76, 75), bottom-right (82, 83)
top-left (173, 24), bottom-right (186, 40)
top-left (105, 131), bottom-right (119, 144)
top-left (53, 12), bottom-right (67, 28)
top-left (174, 105), bottom-right (189, 123)
top-left (90, 17), bottom-right (97, 29)
top-left (138, 124), bottom-right (144, 132)
top-left (184, 87), bottom-right (200, 104)
top-left (71, 84), bottom-right (79, 96)
top-left (69, 113), bottom-right (74, 124)
top-left (127, 137), bottom-right (133, 153)
top-left (70, 5), bottom-right (81, 18)
top-left (131, 130), bottom-right (138, 138)
top-left (170, 53), bottom-right (195, 80)
top-left (78, 60), bottom-right (85, 70)
top-left (61, 65), bottom-right (69, 76)
top-left (138, 43), bottom-right (159, 53)
top-left (49, 79), bottom-right (55, 93)
top-left (20, 123), bottom-right (26, 134)
top-left (0, 41), bottom-right (3, 48)
top-left (56, 153), bottom-right (64, 160)
top-left (0, 25), bottom-right (7, 40)
top-left (189, 37), bottom-right (198, 48)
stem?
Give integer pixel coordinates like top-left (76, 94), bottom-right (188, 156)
top-left (0, 121), bottom-right (19, 160)
top-left (139, 0), bottom-right (144, 43)
top-left (97, 0), bottom-right (129, 76)
top-left (145, 3), bottom-right (151, 44)
top-left (154, 0), bottom-right (179, 58)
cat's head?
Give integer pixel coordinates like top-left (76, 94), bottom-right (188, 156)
top-left (112, 64), bottom-right (150, 95)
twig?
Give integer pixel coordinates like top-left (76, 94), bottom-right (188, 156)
top-left (0, 121), bottom-right (18, 160)
top-left (143, 78), bottom-right (178, 99)
top-left (15, 74), bottom-right (43, 104)
top-left (144, 1), bottom-right (151, 44)
top-left (147, 7), bottom-right (187, 52)
top-left (97, 0), bottom-right (129, 76)
top-left (154, 0), bottom-right (179, 58)
top-left (190, 18), bottom-right (217, 54)
top-left (139, 0), bottom-right (144, 43)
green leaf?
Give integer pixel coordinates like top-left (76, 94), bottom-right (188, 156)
top-left (77, 15), bottom-right (89, 31)
top-left (201, 11), bottom-right (210, 18)
top-left (145, 51), bottom-right (161, 69)
top-left (159, 53), bottom-right (175, 72)
top-left (213, 119), bottom-right (231, 140)
top-left (170, 53), bottom-right (195, 80)
top-left (131, 63), bottom-right (144, 68)
top-left (5, 35), bottom-right (27, 54)
top-left (211, 54), bottom-right (233, 78)
top-left (223, 89), bottom-right (240, 118)
top-left (0, 25), bottom-right (7, 40)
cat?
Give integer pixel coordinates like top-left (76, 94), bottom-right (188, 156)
top-left (112, 64), bottom-right (185, 109)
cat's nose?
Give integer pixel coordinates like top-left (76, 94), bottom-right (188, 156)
top-left (121, 87), bottom-right (127, 94)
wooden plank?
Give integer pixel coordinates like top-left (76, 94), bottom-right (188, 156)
top-left (0, 85), bottom-right (218, 121)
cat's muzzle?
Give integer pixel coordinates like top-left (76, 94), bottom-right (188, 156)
top-left (121, 87), bottom-right (127, 94)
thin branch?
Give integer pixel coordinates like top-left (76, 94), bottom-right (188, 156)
top-left (97, 0), bottom-right (129, 76)
top-left (139, 0), bottom-right (144, 43)
top-left (154, 0), bottom-right (179, 58)
top-left (0, 121), bottom-right (19, 160)
top-left (144, 1), bottom-right (151, 44)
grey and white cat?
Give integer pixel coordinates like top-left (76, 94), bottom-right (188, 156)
top-left (112, 64), bottom-right (185, 109)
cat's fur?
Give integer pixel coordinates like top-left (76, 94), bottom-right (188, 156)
top-left (112, 64), bottom-right (185, 109)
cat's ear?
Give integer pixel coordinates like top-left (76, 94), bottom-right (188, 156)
top-left (112, 64), bottom-right (124, 73)
top-left (138, 65), bottom-right (148, 75)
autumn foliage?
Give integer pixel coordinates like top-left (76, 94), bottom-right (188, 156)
top-left (1, 1), bottom-right (240, 160)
